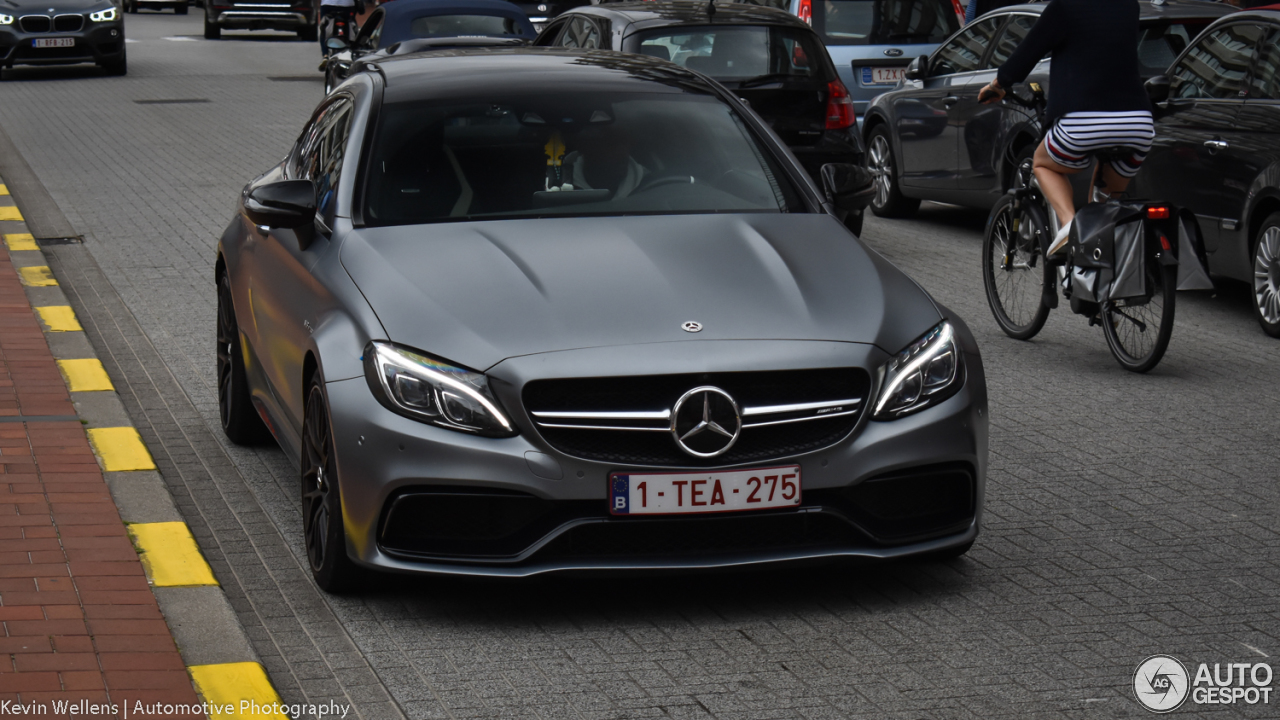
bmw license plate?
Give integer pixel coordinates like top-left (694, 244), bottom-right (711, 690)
top-left (861, 66), bottom-right (904, 85)
top-left (34, 38), bottom-right (76, 48)
top-left (610, 465), bottom-right (801, 515)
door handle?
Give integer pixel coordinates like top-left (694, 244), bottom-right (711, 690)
top-left (1203, 138), bottom-right (1229, 152)
top-left (942, 96), bottom-right (959, 107)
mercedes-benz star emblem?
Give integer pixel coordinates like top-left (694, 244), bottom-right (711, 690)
top-left (682, 321), bottom-right (703, 333)
top-left (670, 386), bottom-right (741, 458)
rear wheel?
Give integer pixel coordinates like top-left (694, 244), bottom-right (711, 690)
top-left (301, 377), bottom-right (363, 593)
top-left (217, 273), bottom-right (271, 444)
top-left (204, 13), bottom-right (221, 38)
top-left (1250, 212), bottom-right (1280, 338)
top-left (298, 22), bottom-right (317, 41)
top-left (866, 125), bottom-right (920, 218)
top-left (1102, 264), bottom-right (1176, 373)
top-left (983, 193), bottom-right (1052, 339)
top-left (174, 2), bottom-right (188, 14)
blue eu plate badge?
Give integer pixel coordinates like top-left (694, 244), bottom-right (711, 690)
top-left (611, 475), bottom-right (629, 514)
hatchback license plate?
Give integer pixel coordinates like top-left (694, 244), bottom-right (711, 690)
top-left (610, 465), bottom-right (801, 515)
top-left (33, 38), bottom-right (76, 48)
top-left (861, 66), bottom-right (904, 85)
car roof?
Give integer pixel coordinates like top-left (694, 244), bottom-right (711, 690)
top-left (371, 47), bottom-right (719, 102)
top-left (576, 1), bottom-right (811, 31)
top-left (991, 0), bottom-right (1233, 21)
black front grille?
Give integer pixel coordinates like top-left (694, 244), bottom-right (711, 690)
top-left (524, 368), bottom-right (870, 466)
top-left (20, 15), bottom-right (52, 32)
top-left (53, 14), bottom-right (84, 32)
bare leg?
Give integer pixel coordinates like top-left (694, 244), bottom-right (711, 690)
top-left (1097, 162), bottom-right (1131, 197)
top-left (1033, 138), bottom-right (1083, 228)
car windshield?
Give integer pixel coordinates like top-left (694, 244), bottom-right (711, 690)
top-left (1136, 20), bottom-right (1212, 77)
top-left (407, 14), bottom-right (527, 37)
top-left (812, 0), bottom-right (958, 46)
top-left (631, 26), bottom-right (827, 83)
top-left (363, 91), bottom-right (804, 226)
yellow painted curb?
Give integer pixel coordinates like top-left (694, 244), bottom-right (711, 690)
top-left (18, 265), bottom-right (56, 287)
top-left (0, 184), bottom-right (8, 195)
top-left (36, 306), bottom-right (83, 332)
top-left (58, 358), bottom-right (113, 392)
top-left (87, 426), bottom-right (157, 471)
top-left (189, 662), bottom-right (289, 720)
top-left (127, 522), bottom-right (219, 588)
top-left (4, 232), bottom-right (38, 251)
top-left (0, 205), bottom-right (22, 222)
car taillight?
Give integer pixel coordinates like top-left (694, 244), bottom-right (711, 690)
top-left (825, 79), bottom-right (855, 130)
top-left (798, 0), bottom-right (812, 24)
top-left (1146, 205), bottom-right (1171, 220)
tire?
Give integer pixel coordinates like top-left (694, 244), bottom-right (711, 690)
top-left (1102, 263), bottom-right (1176, 373)
top-left (217, 273), bottom-right (272, 444)
top-left (100, 49), bottom-right (127, 76)
top-left (126, 0), bottom-right (137, 12)
top-left (175, 2), bottom-right (188, 14)
top-left (983, 193), bottom-right (1052, 340)
top-left (298, 23), bottom-right (318, 41)
top-left (301, 376), bottom-right (364, 593)
top-left (866, 124), bottom-right (920, 218)
top-left (1250, 211), bottom-right (1280, 338)
top-left (204, 13), bottom-right (221, 38)
top-left (843, 208), bottom-right (863, 236)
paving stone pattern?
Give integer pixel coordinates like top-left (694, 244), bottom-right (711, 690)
top-left (0, 14), bottom-right (1278, 718)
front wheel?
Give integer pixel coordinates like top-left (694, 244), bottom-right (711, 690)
top-left (204, 13), bottom-right (221, 38)
top-left (1102, 264), bottom-right (1176, 373)
top-left (298, 23), bottom-right (318, 42)
top-left (866, 125), bottom-right (919, 218)
top-left (301, 377), bottom-right (364, 593)
top-left (1250, 212), bottom-right (1280, 338)
top-left (983, 193), bottom-right (1052, 339)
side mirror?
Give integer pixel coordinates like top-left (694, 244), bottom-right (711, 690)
top-left (904, 55), bottom-right (927, 81)
top-left (325, 37), bottom-right (349, 51)
top-left (1145, 74), bottom-right (1170, 104)
top-left (821, 163), bottom-right (875, 218)
top-left (245, 179), bottom-right (316, 230)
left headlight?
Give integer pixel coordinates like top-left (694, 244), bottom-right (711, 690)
top-left (872, 321), bottom-right (963, 420)
top-left (90, 7), bottom-right (117, 21)
top-left (364, 341), bottom-right (516, 437)
top-left (0, 13), bottom-right (14, 24)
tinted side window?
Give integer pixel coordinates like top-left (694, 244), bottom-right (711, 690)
top-left (814, 0), bottom-right (958, 46)
top-left (1171, 23), bottom-right (1265, 100)
top-left (986, 15), bottom-right (1034, 69)
top-left (1136, 21), bottom-right (1208, 77)
top-left (558, 17), bottom-right (602, 49)
top-left (1248, 28), bottom-right (1280, 100)
top-left (930, 17), bottom-right (1000, 77)
top-left (299, 100), bottom-right (354, 225)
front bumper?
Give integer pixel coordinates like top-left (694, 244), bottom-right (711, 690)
top-left (325, 338), bottom-right (988, 577)
top-left (0, 21), bottom-right (124, 67)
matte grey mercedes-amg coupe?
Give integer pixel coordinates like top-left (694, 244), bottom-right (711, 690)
top-left (215, 48), bottom-right (989, 591)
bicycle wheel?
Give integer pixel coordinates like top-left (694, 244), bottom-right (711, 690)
top-left (983, 194), bottom-right (1052, 340)
top-left (1102, 264), bottom-right (1176, 373)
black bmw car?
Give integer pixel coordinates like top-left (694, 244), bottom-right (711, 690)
top-left (860, 0), bottom-right (1229, 218)
top-left (0, 0), bottom-right (126, 76)
top-left (535, 1), bottom-right (868, 232)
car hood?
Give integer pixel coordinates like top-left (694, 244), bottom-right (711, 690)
top-left (340, 213), bottom-right (941, 371)
top-left (2, 0), bottom-right (108, 10)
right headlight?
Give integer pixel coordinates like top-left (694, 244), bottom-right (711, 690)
top-left (364, 341), bottom-right (516, 437)
top-left (872, 321), bottom-right (963, 420)
top-left (0, 14), bottom-right (14, 24)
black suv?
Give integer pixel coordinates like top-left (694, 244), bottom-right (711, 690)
top-left (535, 2), bottom-right (865, 197)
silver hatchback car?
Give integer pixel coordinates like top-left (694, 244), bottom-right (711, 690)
top-left (216, 49), bottom-right (988, 591)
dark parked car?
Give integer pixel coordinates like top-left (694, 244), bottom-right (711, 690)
top-left (124, 0), bottom-right (188, 15)
top-left (534, 1), bottom-right (867, 217)
top-left (323, 0), bottom-right (534, 93)
top-left (0, 0), bottom-right (126, 75)
top-left (861, 0), bottom-right (1229, 217)
top-left (1133, 6), bottom-right (1280, 337)
top-left (216, 48), bottom-right (985, 590)
top-left (203, 0), bottom-right (317, 40)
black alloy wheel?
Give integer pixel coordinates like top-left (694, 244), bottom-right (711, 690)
top-left (301, 378), bottom-right (363, 593)
top-left (1251, 212), bottom-right (1280, 338)
top-left (983, 193), bottom-right (1052, 340)
top-left (216, 273), bottom-right (271, 444)
top-left (866, 124), bottom-right (920, 218)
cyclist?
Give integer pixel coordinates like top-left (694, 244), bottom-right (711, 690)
top-left (977, 0), bottom-right (1154, 255)
top-left (319, 0), bottom-right (363, 56)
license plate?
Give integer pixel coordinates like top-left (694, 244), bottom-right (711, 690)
top-left (610, 465), bottom-right (801, 516)
top-left (861, 66), bottom-right (904, 85)
top-left (33, 38), bottom-right (76, 48)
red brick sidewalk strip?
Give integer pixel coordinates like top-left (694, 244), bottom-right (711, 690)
top-left (1, 247), bottom-right (201, 717)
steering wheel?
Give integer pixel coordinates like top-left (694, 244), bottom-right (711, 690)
top-left (636, 174), bottom-right (695, 193)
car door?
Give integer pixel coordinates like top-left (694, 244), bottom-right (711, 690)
top-left (248, 96), bottom-right (354, 441)
top-left (952, 13), bottom-right (1036, 204)
top-left (894, 16), bottom-right (1000, 193)
top-left (1136, 22), bottom-right (1266, 265)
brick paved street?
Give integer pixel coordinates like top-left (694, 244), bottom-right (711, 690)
top-left (1, 12), bottom-right (1278, 718)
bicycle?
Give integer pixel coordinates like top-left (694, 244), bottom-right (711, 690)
top-left (982, 84), bottom-right (1180, 373)
top-left (319, 5), bottom-right (358, 59)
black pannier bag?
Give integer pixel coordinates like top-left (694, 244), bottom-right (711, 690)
top-left (1068, 202), bottom-right (1147, 304)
